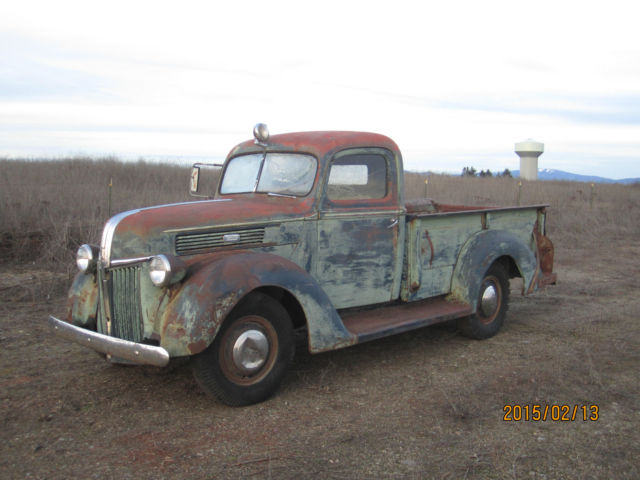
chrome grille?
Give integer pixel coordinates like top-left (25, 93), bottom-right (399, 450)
top-left (109, 265), bottom-right (143, 342)
top-left (175, 227), bottom-right (266, 255)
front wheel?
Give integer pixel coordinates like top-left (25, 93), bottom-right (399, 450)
top-left (193, 292), bottom-right (294, 406)
top-left (457, 263), bottom-right (509, 339)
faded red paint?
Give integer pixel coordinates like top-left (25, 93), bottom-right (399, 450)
top-left (116, 195), bottom-right (316, 239)
top-left (228, 131), bottom-right (400, 161)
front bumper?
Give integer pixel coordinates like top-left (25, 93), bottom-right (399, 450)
top-left (48, 315), bottom-right (170, 367)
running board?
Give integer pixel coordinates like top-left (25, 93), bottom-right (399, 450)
top-left (340, 297), bottom-right (473, 344)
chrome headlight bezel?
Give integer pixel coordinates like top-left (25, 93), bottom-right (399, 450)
top-left (149, 254), bottom-right (186, 288)
top-left (76, 244), bottom-right (99, 273)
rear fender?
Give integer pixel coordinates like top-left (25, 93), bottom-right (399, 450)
top-left (449, 230), bottom-right (537, 309)
top-left (158, 251), bottom-right (356, 356)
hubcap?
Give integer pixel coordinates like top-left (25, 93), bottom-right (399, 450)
top-left (480, 284), bottom-right (499, 318)
top-left (232, 329), bottom-right (269, 375)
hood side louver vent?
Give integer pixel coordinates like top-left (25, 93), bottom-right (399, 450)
top-left (175, 227), bottom-right (266, 255)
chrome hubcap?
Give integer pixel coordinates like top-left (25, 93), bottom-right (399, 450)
top-left (232, 329), bottom-right (269, 374)
top-left (480, 284), bottom-right (499, 317)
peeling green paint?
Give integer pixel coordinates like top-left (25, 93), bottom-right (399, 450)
top-left (449, 227), bottom-right (538, 307)
top-left (67, 271), bottom-right (98, 329)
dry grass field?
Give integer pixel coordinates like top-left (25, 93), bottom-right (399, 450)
top-left (1, 158), bottom-right (639, 479)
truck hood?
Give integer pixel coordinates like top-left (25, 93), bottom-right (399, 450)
top-left (102, 195), bottom-right (315, 263)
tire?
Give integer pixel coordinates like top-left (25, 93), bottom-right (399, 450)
top-left (457, 263), bottom-right (509, 339)
top-left (193, 292), bottom-right (294, 406)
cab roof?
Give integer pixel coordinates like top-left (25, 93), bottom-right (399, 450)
top-left (227, 131), bottom-right (400, 160)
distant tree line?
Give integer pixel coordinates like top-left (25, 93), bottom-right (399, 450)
top-left (462, 167), bottom-right (512, 178)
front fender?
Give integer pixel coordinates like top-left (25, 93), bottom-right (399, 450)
top-left (449, 229), bottom-right (537, 308)
top-left (66, 271), bottom-right (98, 329)
top-left (158, 251), bottom-right (356, 356)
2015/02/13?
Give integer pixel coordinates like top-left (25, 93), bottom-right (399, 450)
top-left (503, 404), bottom-right (599, 422)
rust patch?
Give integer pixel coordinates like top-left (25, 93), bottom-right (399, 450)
top-left (214, 291), bottom-right (241, 324)
top-left (434, 203), bottom-right (492, 213)
top-left (342, 295), bottom-right (473, 342)
top-left (532, 220), bottom-right (557, 291)
top-left (424, 230), bottom-right (434, 266)
top-left (66, 272), bottom-right (99, 329)
top-left (536, 230), bottom-right (555, 276)
top-left (187, 339), bottom-right (208, 354)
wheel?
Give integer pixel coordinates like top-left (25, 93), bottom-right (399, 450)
top-left (193, 292), bottom-right (294, 406)
top-left (457, 263), bottom-right (509, 339)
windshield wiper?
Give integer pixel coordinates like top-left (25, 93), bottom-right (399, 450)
top-left (267, 192), bottom-right (297, 199)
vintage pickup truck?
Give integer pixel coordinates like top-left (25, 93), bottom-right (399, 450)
top-left (49, 125), bottom-right (556, 406)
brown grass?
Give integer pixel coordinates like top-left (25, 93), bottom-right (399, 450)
top-left (0, 157), bottom-right (192, 266)
top-left (1, 158), bottom-right (638, 268)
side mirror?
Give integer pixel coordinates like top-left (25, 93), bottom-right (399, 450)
top-left (189, 166), bottom-right (201, 195)
top-left (189, 163), bottom-right (223, 198)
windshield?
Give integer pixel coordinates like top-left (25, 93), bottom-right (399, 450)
top-left (220, 153), bottom-right (317, 196)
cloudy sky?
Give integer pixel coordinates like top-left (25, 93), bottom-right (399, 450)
top-left (2, 0), bottom-right (639, 178)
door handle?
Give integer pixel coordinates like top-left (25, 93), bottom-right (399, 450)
top-left (387, 218), bottom-right (399, 229)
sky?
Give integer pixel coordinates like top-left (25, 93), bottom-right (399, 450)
top-left (1, 0), bottom-right (639, 179)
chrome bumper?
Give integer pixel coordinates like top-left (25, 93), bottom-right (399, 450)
top-left (48, 315), bottom-right (170, 367)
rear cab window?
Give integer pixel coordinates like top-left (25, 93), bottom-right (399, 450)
top-left (326, 153), bottom-right (388, 202)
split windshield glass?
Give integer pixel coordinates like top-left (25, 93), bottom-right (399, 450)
top-left (220, 153), bottom-right (317, 196)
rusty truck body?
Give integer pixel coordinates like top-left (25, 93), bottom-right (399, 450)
top-left (49, 125), bottom-right (556, 406)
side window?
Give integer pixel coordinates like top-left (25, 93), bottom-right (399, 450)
top-left (327, 154), bottom-right (387, 201)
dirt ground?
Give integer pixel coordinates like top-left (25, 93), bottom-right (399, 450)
top-left (1, 240), bottom-right (639, 479)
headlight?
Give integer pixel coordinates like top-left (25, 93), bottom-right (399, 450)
top-left (149, 255), bottom-right (186, 287)
top-left (76, 244), bottom-right (99, 273)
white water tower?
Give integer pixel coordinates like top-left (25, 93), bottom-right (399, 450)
top-left (515, 139), bottom-right (544, 181)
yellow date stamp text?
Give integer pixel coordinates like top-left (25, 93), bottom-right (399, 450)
top-left (503, 404), bottom-right (599, 422)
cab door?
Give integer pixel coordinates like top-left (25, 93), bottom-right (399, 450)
top-left (315, 148), bottom-right (403, 309)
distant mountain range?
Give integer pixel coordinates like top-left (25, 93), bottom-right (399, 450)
top-left (512, 169), bottom-right (639, 184)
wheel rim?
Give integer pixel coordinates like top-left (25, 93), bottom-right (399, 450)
top-left (479, 276), bottom-right (501, 324)
top-left (219, 315), bottom-right (278, 386)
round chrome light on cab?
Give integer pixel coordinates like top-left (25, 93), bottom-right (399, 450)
top-left (76, 244), bottom-right (98, 273)
top-left (253, 123), bottom-right (269, 145)
top-left (149, 254), bottom-right (186, 288)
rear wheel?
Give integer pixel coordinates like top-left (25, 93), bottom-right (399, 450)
top-left (193, 292), bottom-right (294, 406)
top-left (457, 263), bottom-right (509, 339)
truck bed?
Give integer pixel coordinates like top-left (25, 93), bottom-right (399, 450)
top-left (401, 199), bottom-right (550, 303)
